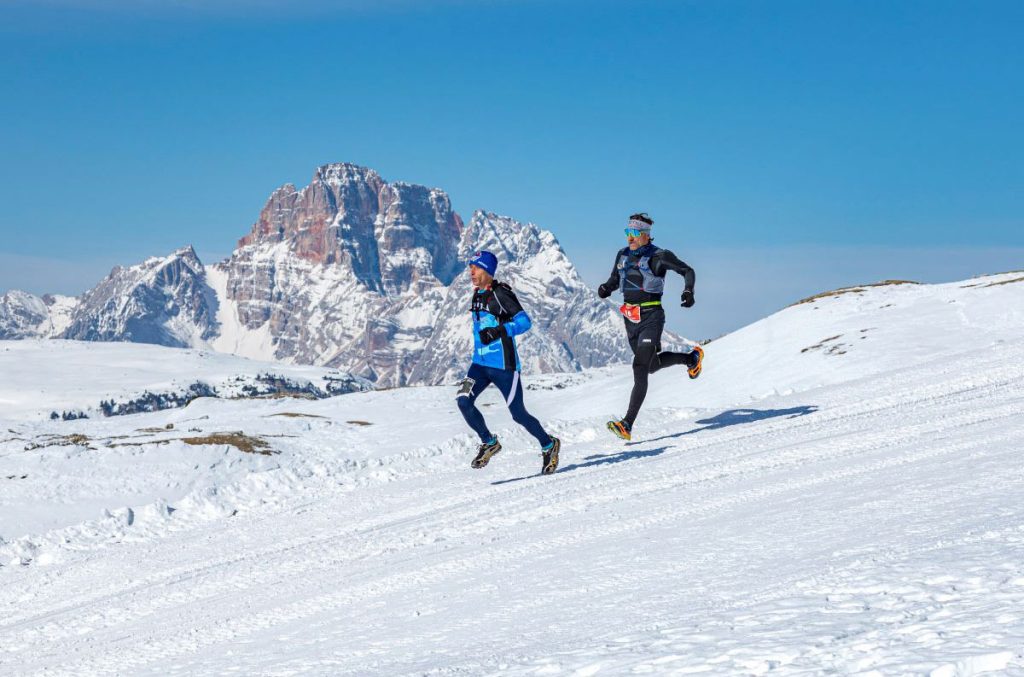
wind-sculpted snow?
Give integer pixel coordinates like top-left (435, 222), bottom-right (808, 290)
top-left (1, 272), bottom-right (1023, 674)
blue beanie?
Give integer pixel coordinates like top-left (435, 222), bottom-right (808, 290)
top-left (468, 250), bottom-right (498, 277)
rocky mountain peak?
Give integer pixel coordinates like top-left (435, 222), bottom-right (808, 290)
top-left (0, 290), bottom-right (50, 339)
top-left (61, 246), bottom-right (216, 348)
top-left (461, 211), bottom-right (549, 263)
top-left (213, 164), bottom-right (659, 387)
top-left (0, 288), bottom-right (79, 339)
top-left (314, 162), bottom-right (384, 188)
top-left (234, 163), bottom-right (461, 294)
top-left (2, 163), bottom-right (669, 388)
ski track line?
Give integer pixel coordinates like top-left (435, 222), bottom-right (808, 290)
top-left (563, 366), bottom-right (1024, 496)
top-left (3, 377), bottom-right (1020, 653)
top-left (5, 376), bottom-right (1015, 650)
top-left (266, 506), bottom-right (1024, 676)
top-left (4, 411), bottom-right (1019, 655)
top-left (0, 474), bottom-right (515, 630)
top-left (8, 493), bottom-right (1024, 671)
top-left (3, 358), bottom-right (1017, 587)
top-left (131, 453), bottom-right (1024, 676)
top-left (14, 404), bottom-right (1024, 676)
top-left (5, 361), bottom-right (1022, 672)
top-left (432, 450), bottom-right (1024, 675)
top-left (431, 529), bottom-right (1024, 676)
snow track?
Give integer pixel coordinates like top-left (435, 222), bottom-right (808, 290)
top-left (3, 335), bottom-right (1023, 675)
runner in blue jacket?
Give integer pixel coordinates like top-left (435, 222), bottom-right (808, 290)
top-left (456, 250), bottom-right (561, 475)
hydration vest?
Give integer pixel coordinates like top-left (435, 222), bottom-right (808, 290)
top-left (617, 246), bottom-right (665, 295)
top-left (469, 281), bottom-right (524, 371)
top-left (471, 282), bottom-right (515, 323)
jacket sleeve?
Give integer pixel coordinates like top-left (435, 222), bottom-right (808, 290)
top-left (601, 250), bottom-right (624, 292)
top-left (492, 285), bottom-right (532, 337)
top-left (504, 310), bottom-right (532, 337)
top-left (654, 249), bottom-right (695, 293)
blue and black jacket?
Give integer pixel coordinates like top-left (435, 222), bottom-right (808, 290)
top-left (470, 280), bottom-right (532, 371)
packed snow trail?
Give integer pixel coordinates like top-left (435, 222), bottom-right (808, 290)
top-left (2, 338), bottom-right (1023, 675)
top-left (2, 273), bottom-right (1023, 675)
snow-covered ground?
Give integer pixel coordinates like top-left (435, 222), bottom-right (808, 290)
top-left (0, 339), bottom-right (369, 421)
top-left (1, 272), bottom-right (1023, 675)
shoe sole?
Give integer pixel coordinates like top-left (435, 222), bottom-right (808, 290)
top-left (606, 421), bottom-right (631, 441)
top-left (688, 346), bottom-right (704, 379)
top-left (471, 444), bottom-right (501, 469)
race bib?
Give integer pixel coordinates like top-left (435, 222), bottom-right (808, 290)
top-left (619, 304), bottom-right (641, 323)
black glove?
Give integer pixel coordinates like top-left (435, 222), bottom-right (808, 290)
top-left (597, 284), bottom-right (612, 299)
top-left (479, 326), bottom-right (506, 345)
top-left (681, 290), bottom-right (695, 308)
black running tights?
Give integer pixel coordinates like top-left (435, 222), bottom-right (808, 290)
top-left (624, 345), bottom-right (691, 427)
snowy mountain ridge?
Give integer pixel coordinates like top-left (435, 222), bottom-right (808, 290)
top-left (1, 163), bottom-right (654, 386)
top-left (61, 245), bottom-right (217, 348)
top-left (0, 290), bottom-right (77, 339)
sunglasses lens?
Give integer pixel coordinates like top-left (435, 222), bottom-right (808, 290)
top-left (625, 228), bottom-right (642, 237)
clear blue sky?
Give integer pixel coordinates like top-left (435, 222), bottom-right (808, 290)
top-left (1, 0), bottom-right (1022, 338)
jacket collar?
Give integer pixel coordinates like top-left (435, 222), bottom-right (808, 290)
top-left (626, 243), bottom-right (657, 257)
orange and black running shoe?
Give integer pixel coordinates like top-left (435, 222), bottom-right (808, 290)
top-left (688, 345), bottom-right (704, 380)
top-left (606, 419), bottom-right (632, 441)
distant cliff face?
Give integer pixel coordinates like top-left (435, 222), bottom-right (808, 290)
top-left (235, 163), bottom-right (463, 294)
top-left (2, 163), bottom-right (665, 387)
top-left (216, 163), bottom-right (642, 386)
top-left (0, 291), bottom-right (76, 340)
top-left (60, 246), bottom-right (217, 348)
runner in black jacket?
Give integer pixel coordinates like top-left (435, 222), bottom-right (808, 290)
top-left (597, 213), bottom-right (704, 440)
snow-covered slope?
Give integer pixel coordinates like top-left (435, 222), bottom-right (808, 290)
top-left (635, 270), bottom-right (1024, 415)
top-left (0, 339), bottom-right (371, 422)
top-left (1, 272), bottom-right (1022, 675)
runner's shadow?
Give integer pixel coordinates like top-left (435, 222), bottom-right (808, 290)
top-left (628, 405), bottom-right (819, 446)
top-left (491, 446), bottom-right (670, 485)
